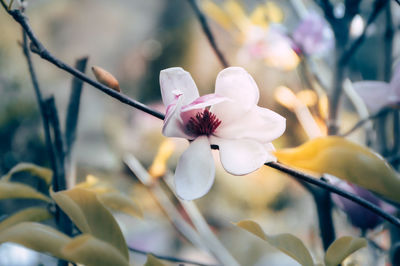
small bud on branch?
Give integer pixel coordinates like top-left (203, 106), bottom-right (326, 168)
top-left (91, 66), bottom-right (120, 92)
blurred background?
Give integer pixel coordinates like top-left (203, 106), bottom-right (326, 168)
top-left (0, 0), bottom-right (399, 265)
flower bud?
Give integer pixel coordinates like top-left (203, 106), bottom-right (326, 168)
top-left (91, 66), bottom-right (120, 92)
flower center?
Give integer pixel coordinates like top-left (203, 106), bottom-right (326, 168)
top-left (185, 109), bottom-right (221, 136)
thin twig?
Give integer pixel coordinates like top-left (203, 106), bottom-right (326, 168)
top-left (43, 97), bottom-right (73, 241)
top-left (65, 56), bottom-right (88, 154)
top-left (340, 106), bottom-right (394, 136)
top-left (163, 174), bottom-right (240, 266)
top-left (44, 97), bottom-right (66, 192)
top-left (21, 30), bottom-right (57, 175)
top-left (3, 9), bottom-right (164, 120)
top-left (124, 154), bottom-right (232, 265)
top-left (128, 246), bottom-right (219, 266)
top-left (311, 188), bottom-right (336, 250)
top-left (266, 162), bottom-right (400, 228)
top-left (339, 0), bottom-right (388, 65)
top-left (0, 0), bottom-right (7, 10)
top-left (186, 0), bottom-right (229, 68)
top-left (64, 57), bottom-right (88, 188)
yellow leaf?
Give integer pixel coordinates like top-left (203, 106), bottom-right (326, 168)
top-left (223, 0), bottom-right (249, 32)
top-left (249, 6), bottom-right (268, 28)
top-left (236, 220), bottom-right (314, 266)
top-left (98, 191), bottom-right (143, 218)
top-left (0, 181), bottom-right (51, 202)
top-left (75, 175), bottom-right (100, 189)
top-left (0, 207), bottom-right (52, 232)
top-left (62, 234), bottom-right (129, 266)
top-left (274, 136), bottom-right (400, 203)
top-left (92, 66), bottom-right (121, 92)
top-left (2, 163), bottom-right (52, 185)
top-left (148, 139), bottom-right (175, 179)
top-left (201, 0), bottom-right (233, 30)
top-left (264, 2), bottom-right (283, 23)
top-left (0, 222), bottom-right (70, 260)
top-left (144, 254), bottom-right (166, 266)
top-left (51, 188), bottom-right (129, 259)
top-left (324, 236), bottom-right (367, 266)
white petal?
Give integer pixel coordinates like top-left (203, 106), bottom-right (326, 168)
top-left (162, 96), bottom-right (192, 139)
top-left (353, 81), bottom-right (393, 113)
top-left (174, 136), bottom-right (215, 200)
top-left (211, 137), bottom-right (275, 175)
top-left (160, 67), bottom-right (200, 107)
top-left (211, 67), bottom-right (259, 124)
top-left (214, 106), bottom-right (286, 143)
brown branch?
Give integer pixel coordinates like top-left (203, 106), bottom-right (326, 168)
top-left (186, 0), bottom-right (229, 68)
top-left (5, 9), bottom-right (165, 120)
top-left (266, 162), bottom-right (400, 228)
top-left (339, 0), bottom-right (388, 65)
top-left (340, 106), bottom-right (394, 136)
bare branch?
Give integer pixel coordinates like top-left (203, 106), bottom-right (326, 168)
top-left (266, 161), bottom-right (400, 228)
top-left (186, 0), bottom-right (229, 68)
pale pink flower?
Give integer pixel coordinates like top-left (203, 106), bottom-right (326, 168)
top-left (160, 67), bottom-right (286, 200)
top-left (292, 13), bottom-right (334, 56)
top-left (237, 25), bottom-right (300, 71)
top-left (353, 65), bottom-right (400, 113)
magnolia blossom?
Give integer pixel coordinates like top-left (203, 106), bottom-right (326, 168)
top-left (292, 13), bottom-right (334, 56)
top-left (160, 67), bottom-right (286, 200)
top-left (353, 65), bottom-right (400, 113)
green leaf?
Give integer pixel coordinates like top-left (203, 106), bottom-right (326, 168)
top-left (0, 207), bottom-right (52, 232)
top-left (51, 188), bottom-right (129, 259)
top-left (61, 234), bottom-right (129, 266)
top-left (324, 236), bottom-right (367, 266)
top-left (0, 181), bottom-right (51, 202)
top-left (274, 136), bottom-right (400, 203)
top-left (144, 254), bottom-right (166, 266)
top-left (98, 191), bottom-right (143, 218)
top-left (236, 220), bottom-right (314, 266)
top-left (0, 222), bottom-right (130, 266)
top-left (2, 162), bottom-right (52, 185)
top-left (0, 222), bottom-right (70, 260)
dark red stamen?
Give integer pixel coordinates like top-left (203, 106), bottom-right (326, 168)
top-left (185, 109), bottom-right (221, 136)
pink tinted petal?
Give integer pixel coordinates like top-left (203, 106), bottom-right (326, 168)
top-left (210, 137), bottom-right (275, 175)
top-left (293, 13), bottom-right (333, 55)
top-left (214, 106), bottom-right (286, 143)
top-left (211, 67), bottom-right (259, 124)
top-left (174, 136), bottom-right (215, 200)
top-left (160, 67), bottom-right (200, 107)
top-left (162, 96), bottom-right (192, 139)
top-left (353, 81), bottom-right (393, 113)
top-left (180, 94), bottom-right (230, 126)
top-left (181, 94), bottom-right (228, 112)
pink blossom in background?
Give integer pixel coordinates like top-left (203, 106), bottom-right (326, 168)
top-left (238, 25), bottom-right (299, 70)
top-left (292, 13), bottom-right (334, 56)
top-left (160, 67), bottom-right (286, 200)
top-left (353, 64), bottom-right (400, 113)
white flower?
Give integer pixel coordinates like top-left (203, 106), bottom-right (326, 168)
top-left (160, 67), bottom-right (286, 200)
